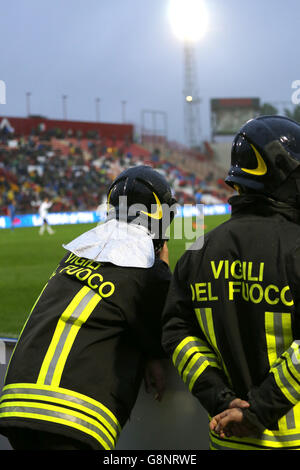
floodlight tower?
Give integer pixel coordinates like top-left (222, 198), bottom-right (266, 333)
top-left (183, 41), bottom-right (201, 148)
top-left (168, 0), bottom-right (208, 148)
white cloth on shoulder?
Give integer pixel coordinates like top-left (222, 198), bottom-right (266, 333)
top-left (63, 218), bottom-right (155, 268)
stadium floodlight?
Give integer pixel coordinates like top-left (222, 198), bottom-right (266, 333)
top-left (168, 0), bottom-right (208, 148)
top-left (168, 0), bottom-right (209, 43)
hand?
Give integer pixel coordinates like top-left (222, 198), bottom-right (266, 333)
top-left (210, 398), bottom-right (254, 439)
top-left (159, 242), bottom-right (169, 265)
top-left (144, 359), bottom-right (166, 402)
top-left (210, 408), bottom-right (247, 438)
top-left (229, 398), bottom-right (250, 409)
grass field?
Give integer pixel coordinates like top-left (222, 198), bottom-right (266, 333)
top-left (0, 214), bottom-right (229, 338)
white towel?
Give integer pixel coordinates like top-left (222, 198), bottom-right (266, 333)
top-left (63, 218), bottom-right (155, 268)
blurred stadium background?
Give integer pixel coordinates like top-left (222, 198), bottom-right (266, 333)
top-left (0, 100), bottom-right (234, 452)
top-left (1, 0), bottom-right (300, 451)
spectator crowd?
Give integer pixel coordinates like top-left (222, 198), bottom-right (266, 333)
top-left (0, 126), bottom-right (232, 217)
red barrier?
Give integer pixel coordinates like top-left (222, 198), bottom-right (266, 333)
top-left (0, 116), bottom-right (134, 141)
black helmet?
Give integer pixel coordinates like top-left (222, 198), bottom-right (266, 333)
top-left (225, 115), bottom-right (300, 199)
top-left (106, 165), bottom-right (177, 250)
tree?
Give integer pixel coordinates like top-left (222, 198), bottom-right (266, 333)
top-left (259, 103), bottom-right (278, 116)
top-left (284, 105), bottom-right (300, 124)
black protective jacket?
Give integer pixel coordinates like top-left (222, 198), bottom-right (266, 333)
top-left (162, 195), bottom-right (300, 450)
top-left (0, 251), bottom-right (170, 450)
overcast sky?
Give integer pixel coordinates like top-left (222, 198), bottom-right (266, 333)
top-left (1, 0), bottom-right (299, 143)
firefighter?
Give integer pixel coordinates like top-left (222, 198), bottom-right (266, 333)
top-left (0, 165), bottom-right (176, 450)
top-left (162, 115), bottom-right (300, 450)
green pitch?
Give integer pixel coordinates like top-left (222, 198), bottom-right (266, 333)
top-left (0, 215), bottom-right (229, 338)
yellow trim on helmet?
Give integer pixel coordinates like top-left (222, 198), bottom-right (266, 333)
top-left (241, 144), bottom-right (267, 176)
top-left (106, 189), bottom-right (113, 212)
top-left (140, 192), bottom-right (163, 220)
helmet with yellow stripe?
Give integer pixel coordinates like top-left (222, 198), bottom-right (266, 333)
top-left (107, 165), bottom-right (177, 251)
top-left (225, 115), bottom-right (300, 202)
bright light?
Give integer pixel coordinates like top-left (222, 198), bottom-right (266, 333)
top-left (186, 95), bottom-right (193, 102)
top-left (168, 0), bottom-right (209, 42)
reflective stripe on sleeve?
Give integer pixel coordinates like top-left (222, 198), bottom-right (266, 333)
top-left (172, 336), bottom-right (221, 391)
top-left (271, 341), bottom-right (300, 405)
top-left (210, 427), bottom-right (300, 450)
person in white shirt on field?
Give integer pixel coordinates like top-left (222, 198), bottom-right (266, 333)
top-left (38, 197), bottom-right (54, 235)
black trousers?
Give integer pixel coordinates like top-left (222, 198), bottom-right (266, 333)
top-left (5, 428), bottom-right (92, 450)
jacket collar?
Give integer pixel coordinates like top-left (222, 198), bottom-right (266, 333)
top-left (229, 194), bottom-right (300, 224)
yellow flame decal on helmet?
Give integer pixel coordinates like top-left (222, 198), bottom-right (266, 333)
top-left (106, 189), bottom-right (113, 212)
top-left (141, 192), bottom-right (163, 220)
top-left (241, 144), bottom-right (267, 176)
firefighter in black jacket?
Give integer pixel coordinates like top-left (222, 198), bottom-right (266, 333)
top-left (0, 165), bottom-right (176, 450)
top-left (162, 115), bottom-right (300, 450)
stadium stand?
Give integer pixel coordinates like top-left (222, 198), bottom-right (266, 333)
top-left (0, 119), bottom-right (233, 216)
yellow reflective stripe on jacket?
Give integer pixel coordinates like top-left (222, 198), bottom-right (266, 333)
top-left (0, 401), bottom-right (113, 450)
top-left (270, 341), bottom-right (300, 405)
top-left (172, 336), bottom-right (221, 392)
top-left (37, 286), bottom-right (101, 386)
top-left (0, 383), bottom-right (121, 448)
top-left (188, 358), bottom-right (211, 392)
top-left (1, 391), bottom-right (119, 441)
top-left (210, 427), bottom-right (300, 450)
top-left (194, 307), bottom-right (231, 384)
top-left (173, 335), bottom-right (219, 366)
top-left (177, 346), bottom-right (202, 374)
top-left (264, 311), bottom-right (295, 431)
top-left (265, 312), bottom-right (293, 368)
top-left (194, 308), bottom-right (218, 351)
top-left (177, 346), bottom-right (218, 375)
top-left (1, 383), bottom-right (121, 432)
top-left (172, 336), bottom-right (205, 366)
top-left (272, 367), bottom-right (298, 405)
top-left (265, 312), bottom-right (278, 366)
